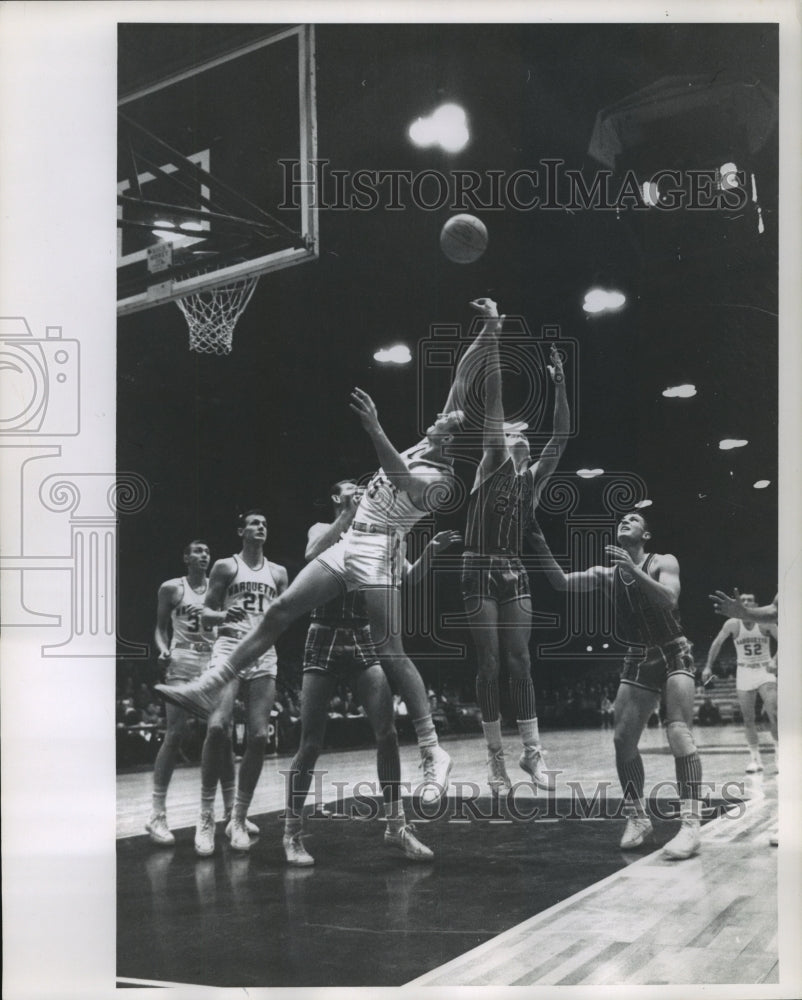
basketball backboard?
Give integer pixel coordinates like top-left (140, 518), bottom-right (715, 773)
top-left (117, 24), bottom-right (318, 315)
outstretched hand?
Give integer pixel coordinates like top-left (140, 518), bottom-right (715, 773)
top-left (709, 589), bottom-right (746, 619)
top-left (430, 529), bottom-right (462, 551)
top-left (547, 344), bottom-right (565, 384)
top-left (349, 387), bottom-right (382, 435)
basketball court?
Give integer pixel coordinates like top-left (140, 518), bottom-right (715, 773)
top-left (116, 726), bottom-right (777, 988)
top-left (114, 19), bottom-right (786, 993)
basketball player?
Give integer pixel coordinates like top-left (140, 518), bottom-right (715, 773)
top-left (156, 298), bottom-right (502, 813)
top-left (303, 479), bottom-right (461, 807)
top-left (284, 481), bottom-right (460, 865)
top-left (531, 513), bottom-right (704, 860)
top-left (193, 510), bottom-right (288, 855)
top-left (146, 540), bottom-right (215, 845)
top-left (461, 300), bottom-right (569, 795)
top-left (702, 593), bottom-right (778, 773)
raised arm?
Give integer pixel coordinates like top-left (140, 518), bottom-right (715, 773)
top-left (530, 344), bottom-right (570, 503)
top-left (701, 619), bottom-right (737, 684)
top-left (154, 580), bottom-right (179, 660)
top-left (710, 589), bottom-right (778, 623)
top-left (473, 301), bottom-right (508, 489)
top-left (529, 527), bottom-right (610, 593)
top-left (305, 494), bottom-right (361, 561)
top-left (349, 388), bottom-right (433, 498)
top-left (405, 529), bottom-right (462, 587)
top-left (440, 297), bottom-right (505, 419)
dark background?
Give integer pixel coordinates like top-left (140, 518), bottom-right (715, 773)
top-left (117, 23), bottom-right (778, 682)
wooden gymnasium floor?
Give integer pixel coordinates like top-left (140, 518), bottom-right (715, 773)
top-left (116, 724), bottom-right (779, 988)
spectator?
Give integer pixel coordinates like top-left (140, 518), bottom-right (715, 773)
top-left (698, 697), bottom-right (722, 726)
top-left (600, 694), bottom-right (614, 729)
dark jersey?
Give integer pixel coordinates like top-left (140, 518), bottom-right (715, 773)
top-left (465, 456), bottom-right (536, 555)
top-left (614, 554), bottom-right (684, 647)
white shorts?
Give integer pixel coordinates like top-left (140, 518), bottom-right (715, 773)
top-left (316, 527), bottom-right (406, 590)
top-left (736, 663), bottom-right (777, 693)
top-left (211, 635), bottom-right (278, 681)
top-left (166, 646), bottom-right (211, 683)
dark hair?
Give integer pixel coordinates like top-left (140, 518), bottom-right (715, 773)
top-left (183, 539), bottom-right (209, 556)
top-left (237, 508), bottom-right (266, 530)
top-left (330, 479), bottom-right (357, 496)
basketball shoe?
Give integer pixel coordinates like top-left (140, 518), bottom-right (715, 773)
top-left (194, 810), bottom-right (216, 857)
top-left (384, 823), bottom-right (434, 861)
top-left (420, 745), bottom-right (452, 805)
top-left (663, 811), bottom-right (701, 860)
top-left (224, 811), bottom-right (260, 836)
top-left (619, 810), bottom-right (654, 850)
top-left (145, 811), bottom-right (175, 847)
top-left (283, 831), bottom-right (315, 867)
top-left (519, 745), bottom-right (552, 790)
top-left (487, 748), bottom-right (513, 796)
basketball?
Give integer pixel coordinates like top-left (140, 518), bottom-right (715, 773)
top-left (439, 214), bottom-right (488, 264)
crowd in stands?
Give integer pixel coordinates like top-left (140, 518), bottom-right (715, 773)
top-left (115, 648), bottom-right (751, 771)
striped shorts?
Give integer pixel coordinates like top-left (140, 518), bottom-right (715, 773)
top-left (620, 636), bottom-right (695, 692)
top-left (460, 552), bottom-right (531, 606)
top-left (303, 622), bottom-right (380, 676)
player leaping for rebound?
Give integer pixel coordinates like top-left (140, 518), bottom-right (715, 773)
top-left (461, 298), bottom-right (569, 795)
top-left (157, 297), bottom-right (504, 808)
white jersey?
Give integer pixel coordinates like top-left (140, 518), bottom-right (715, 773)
top-left (355, 449), bottom-right (452, 533)
top-left (732, 620), bottom-right (773, 670)
top-left (171, 577), bottom-right (215, 653)
top-left (222, 554), bottom-right (280, 639)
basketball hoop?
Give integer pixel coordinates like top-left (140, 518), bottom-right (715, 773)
top-left (176, 276), bottom-right (259, 355)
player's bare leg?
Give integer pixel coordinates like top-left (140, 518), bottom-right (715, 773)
top-left (356, 665), bottom-right (433, 860)
top-left (663, 672), bottom-right (703, 860)
top-left (156, 560), bottom-right (343, 716)
top-left (362, 585), bottom-right (452, 806)
top-left (146, 700), bottom-right (188, 846)
top-left (228, 675), bottom-right (276, 851)
top-left (737, 689), bottom-right (763, 773)
top-left (613, 682), bottom-right (660, 849)
top-left (467, 598), bottom-right (512, 796)
top-left (498, 595), bottom-right (552, 790)
top-left (282, 670), bottom-right (335, 866)
top-left (757, 680), bottom-right (778, 765)
top-left (195, 680), bottom-right (238, 855)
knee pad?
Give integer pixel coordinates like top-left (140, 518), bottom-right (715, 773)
top-left (667, 721), bottom-right (697, 758)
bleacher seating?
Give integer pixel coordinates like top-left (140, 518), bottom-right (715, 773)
top-left (694, 675), bottom-right (740, 723)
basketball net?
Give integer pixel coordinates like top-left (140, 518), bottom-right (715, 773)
top-left (176, 276), bottom-right (259, 355)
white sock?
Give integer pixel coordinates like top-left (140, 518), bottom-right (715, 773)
top-left (482, 720), bottom-right (503, 752)
top-left (517, 716), bottom-right (540, 749)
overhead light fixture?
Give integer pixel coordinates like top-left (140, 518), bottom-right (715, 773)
top-left (642, 179), bottom-right (660, 207)
top-left (576, 468), bottom-right (604, 479)
top-left (753, 480), bottom-right (771, 489)
top-left (582, 288), bottom-right (626, 314)
top-left (662, 384), bottom-right (697, 398)
top-left (374, 345), bottom-right (412, 365)
top-left (633, 499), bottom-right (653, 509)
top-left (408, 103), bottom-right (470, 153)
top-left (718, 161), bottom-right (739, 191)
top-left (719, 439), bottom-right (748, 450)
